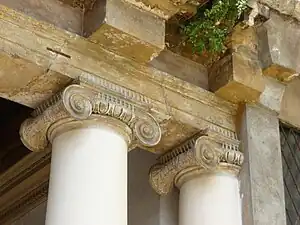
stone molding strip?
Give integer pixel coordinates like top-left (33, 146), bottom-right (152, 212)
top-left (0, 150), bottom-right (50, 225)
top-left (20, 75), bottom-right (162, 152)
top-left (0, 150), bottom-right (50, 197)
top-left (149, 131), bottom-right (244, 195)
top-left (0, 181), bottom-right (48, 225)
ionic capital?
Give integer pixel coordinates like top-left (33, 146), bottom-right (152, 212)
top-left (20, 75), bottom-right (162, 152)
top-left (149, 131), bottom-right (244, 195)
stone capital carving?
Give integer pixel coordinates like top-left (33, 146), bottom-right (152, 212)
top-left (149, 130), bottom-right (243, 195)
top-left (20, 75), bottom-right (162, 152)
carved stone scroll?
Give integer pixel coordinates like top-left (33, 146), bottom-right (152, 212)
top-left (20, 75), bottom-right (162, 152)
top-left (149, 131), bottom-right (244, 195)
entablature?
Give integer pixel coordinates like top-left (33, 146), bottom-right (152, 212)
top-left (0, 5), bottom-right (239, 153)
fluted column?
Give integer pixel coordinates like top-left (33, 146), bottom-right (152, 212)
top-left (20, 77), bottom-right (162, 225)
top-left (149, 132), bottom-right (244, 225)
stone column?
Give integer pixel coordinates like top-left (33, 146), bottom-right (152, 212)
top-left (149, 132), bottom-right (244, 225)
top-left (19, 77), bottom-right (162, 225)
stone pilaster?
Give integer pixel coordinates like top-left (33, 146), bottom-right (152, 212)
top-left (149, 130), bottom-right (244, 195)
top-left (20, 74), bottom-right (162, 152)
top-left (239, 104), bottom-right (286, 225)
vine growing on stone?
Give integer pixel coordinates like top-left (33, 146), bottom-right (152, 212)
top-left (182, 0), bottom-right (247, 54)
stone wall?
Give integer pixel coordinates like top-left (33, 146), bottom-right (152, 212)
top-left (9, 149), bottom-right (178, 225)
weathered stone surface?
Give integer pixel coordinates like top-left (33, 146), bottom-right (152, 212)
top-left (85, 0), bottom-right (165, 62)
top-left (150, 49), bottom-right (208, 89)
top-left (0, 0), bottom-right (82, 34)
top-left (0, 52), bottom-right (72, 108)
top-left (257, 12), bottom-right (300, 81)
top-left (238, 104), bottom-right (286, 225)
top-left (248, 0), bottom-right (300, 21)
top-left (209, 26), bottom-right (265, 103)
top-left (258, 76), bottom-right (286, 113)
top-left (58, 0), bottom-right (96, 10)
top-left (122, 0), bottom-right (200, 19)
top-left (280, 78), bottom-right (300, 128)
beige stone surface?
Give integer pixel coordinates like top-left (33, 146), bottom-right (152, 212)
top-left (0, 0), bottom-right (82, 34)
top-left (280, 78), bottom-right (300, 128)
top-left (209, 26), bottom-right (265, 103)
top-left (0, 52), bottom-right (71, 108)
top-left (85, 0), bottom-right (165, 63)
top-left (150, 49), bottom-right (208, 89)
top-left (123, 0), bottom-right (199, 19)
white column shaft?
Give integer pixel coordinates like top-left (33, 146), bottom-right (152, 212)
top-left (45, 126), bottom-right (128, 225)
top-left (179, 172), bottom-right (242, 225)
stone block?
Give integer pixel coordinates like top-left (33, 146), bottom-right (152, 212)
top-left (149, 50), bottom-right (208, 89)
top-left (0, 0), bottom-right (83, 34)
top-left (258, 77), bottom-right (286, 113)
top-left (257, 12), bottom-right (300, 82)
top-left (84, 0), bottom-right (166, 63)
top-left (209, 26), bottom-right (265, 103)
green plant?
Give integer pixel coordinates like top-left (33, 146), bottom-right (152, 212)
top-left (183, 0), bottom-right (247, 54)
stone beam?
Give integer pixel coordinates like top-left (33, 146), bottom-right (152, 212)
top-left (0, 5), bottom-right (238, 153)
top-left (257, 12), bottom-right (300, 82)
top-left (209, 25), bottom-right (265, 103)
top-left (0, 52), bottom-right (72, 108)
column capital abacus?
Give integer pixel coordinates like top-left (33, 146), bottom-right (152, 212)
top-left (149, 128), bottom-right (244, 195)
top-left (20, 75), bottom-right (162, 152)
